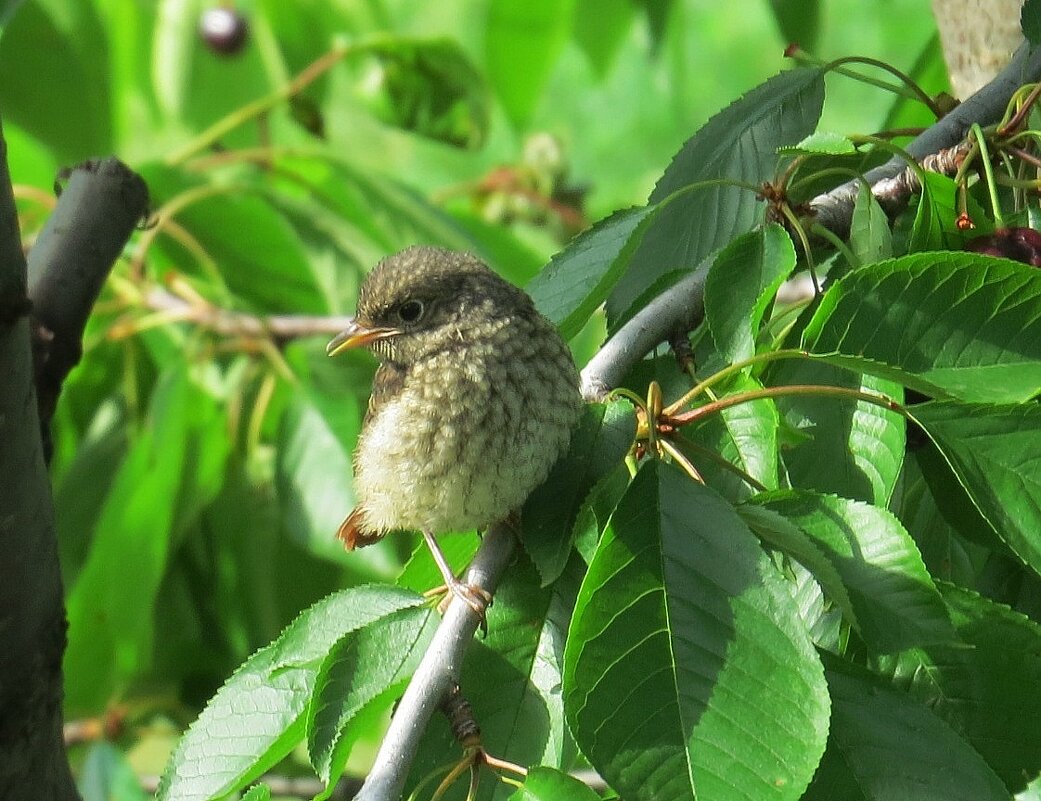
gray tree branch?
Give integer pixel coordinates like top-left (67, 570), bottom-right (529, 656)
top-left (810, 40), bottom-right (1041, 236)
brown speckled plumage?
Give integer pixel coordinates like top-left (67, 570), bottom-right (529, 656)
top-left (333, 245), bottom-right (582, 550)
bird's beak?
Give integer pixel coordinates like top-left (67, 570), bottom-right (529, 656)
top-left (326, 319), bottom-right (400, 356)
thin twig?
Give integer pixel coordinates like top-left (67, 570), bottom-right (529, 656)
top-left (133, 287), bottom-right (353, 343)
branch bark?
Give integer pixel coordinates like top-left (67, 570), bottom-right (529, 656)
top-left (28, 158), bottom-right (149, 458)
top-left (0, 136), bottom-right (147, 795)
top-left (0, 120), bottom-right (77, 800)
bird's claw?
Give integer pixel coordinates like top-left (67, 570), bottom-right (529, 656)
top-left (427, 580), bottom-right (492, 634)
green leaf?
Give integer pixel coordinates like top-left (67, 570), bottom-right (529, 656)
top-left (140, 163), bottom-right (327, 315)
top-left (877, 583), bottom-right (1041, 794)
top-left (940, 584), bottom-right (1041, 791)
top-left (915, 400), bottom-right (1041, 580)
top-left (485, 0), bottom-right (576, 126)
top-left (239, 787), bottom-right (271, 801)
top-left (849, 181), bottom-right (893, 266)
top-left (750, 491), bottom-right (955, 652)
top-left (351, 37), bottom-right (489, 149)
top-left (509, 766), bottom-right (602, 801)
top-left (770, 359), bottom-right (905, 505)
top-left (527, 205), bottom-right (655, 340)
top-left (307, 606), bottom-right (436, 789)
top-left (738, 503), bottom-right (859, 634)
top-left (639, 0), bottom-right (674, 49)
top-left (806, 657), bottom-right (1009, 801)
top-left (909, 173), bottom-right (975, 252)
top-left (80, 742), bottom-right (150, 801)
top-left (0, 0), bottom-right (26, 30)
top-left (767, 0), bottom-right (820, 50)
top-left (276, 395), bottom-right (357, 553)
top-left (779, 131), bottom-right (856, 156)
top-left (1024, 0), bottom-right (1041, 48)
top-left (151, 0), bottom-right (196, 120)
top-left (684, 373), bottom-right (779, 500)
top-left (0, 0), bottom-right (112, 161)
top-left (892, 454), bottom-right (979, 586)
top-left (705, 223), bottom-right (796, 363)
top-left (607, 67), bottom-right (824, 325)
top-left (157, 585), bottom-right (423, 801)
top-left (522, 400), bottom-right (636, 585)
top-left (915, 439), bottom-right (1006, 550)
top-left (396, 533), bottom-right (481, 594)
top-left (65, 370), bottom-right (226, 710)
top-left (54, 409), bottom-right (128, 583)
top-left (802, 252), bottom-right (1041, 403)
top-left (564, 461), bottom-right (829, 801)
top-left (572, 0), bottom-right (635, 77)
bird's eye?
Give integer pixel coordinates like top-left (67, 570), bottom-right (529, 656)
top-left (397, 299), bottom-right (425, 324)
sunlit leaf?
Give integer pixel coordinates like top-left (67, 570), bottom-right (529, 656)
top-left (803, 252), bottom-right (1041, 402)
top-left (307, 606), bottom-right (435, 790)
top-left (485, 0), bottom-right (575, 126)
top-left (65, 370), bottom-right (228, 711)
top-left (509, 766), bottom-right (602, 800)
top-left (527, 205), bottom-right (655, 339)
top-left (750, 491), bottom-right (955, 652)
top-left (157, 586), bottom-right (424, 801)
top-left (607, 67), bottom-right (824, 326)
top-left (916, 400), bottom-right (1041, 580)
top-left (805, 656), bottom-right (1008, 801)
top-left (770, 359), bottom-right (905, 505)
top-left (779, 131), bottom-right (855, 156)
top-left (565, 461), bottom-right (829, 801)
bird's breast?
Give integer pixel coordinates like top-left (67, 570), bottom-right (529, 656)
top-left (352, 325), bottom-right (581, 536)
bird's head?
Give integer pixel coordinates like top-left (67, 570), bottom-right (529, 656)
top-left (326, 245), bottom-right (533, 364)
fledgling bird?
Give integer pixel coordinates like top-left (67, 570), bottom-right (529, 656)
top-left (327, 245), bottom-right (583, 612)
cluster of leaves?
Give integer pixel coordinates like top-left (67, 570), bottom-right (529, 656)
top-left (159, 55), bottom-right (1041, 801)
top-left (4, 0), bottom-right (1010, 800)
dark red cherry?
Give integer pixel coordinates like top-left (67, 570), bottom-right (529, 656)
top-left (200, 7), bottom-right (249, 56)
top-left (965, 227), bottom-right (1041, 266)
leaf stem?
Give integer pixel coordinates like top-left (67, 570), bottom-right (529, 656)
top-left (998, 81), bottom-right (1041, 136)
top-left (971, 123), bottom-right (1004, 227)
top-left (657, 436), bottom-right (705, 483)
top-left (166, 43), bottom-right (353, 166)
top-left (671, 432), bottom-right (769, 492)
top-left (810, 222), bottom-right (859, 267)
top-left (779, 203), bottom-right (819, 293)
top-left (668, 383), bottom-right (905, 426)
top-left (823, 55), bottom-right (944, 118)
top-left (663, 348), bottom-right (810, 416)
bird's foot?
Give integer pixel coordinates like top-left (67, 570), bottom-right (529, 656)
top-left (424, 580), bottom-right (493, 631)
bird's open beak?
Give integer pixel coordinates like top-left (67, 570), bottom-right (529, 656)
top-left (326, 319), bottom-right (400, 356)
